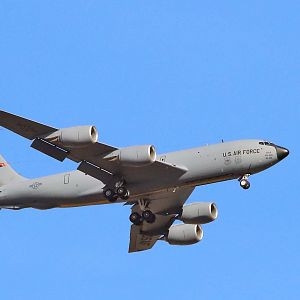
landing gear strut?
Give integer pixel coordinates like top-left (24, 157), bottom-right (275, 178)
top-left (239, 174), bottom-right (251, 190)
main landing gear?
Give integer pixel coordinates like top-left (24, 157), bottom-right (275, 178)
top-left (129, 212), bottom-right (143, 225)
top-left (129, 199), bottom-right (156, 225)
top-left (104, 183), bottom-right (130, 202)
top-left (239, 174), bottom-right (251, 190)
top-left (129, 210), bottom-right (156, 225)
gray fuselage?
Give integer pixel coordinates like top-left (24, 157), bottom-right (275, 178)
top-left (0, 139), bottom-right (284, 209)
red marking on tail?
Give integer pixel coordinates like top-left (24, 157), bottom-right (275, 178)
top-left (0, 163), bottom-right (7, 167)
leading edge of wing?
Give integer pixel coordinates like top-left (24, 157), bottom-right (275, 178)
top-left (0, 110), bottom-right (57, 140)
top-left (0, 110), bottom-right (117, 164)
top-left (0, 110), bottom-right (187, 185)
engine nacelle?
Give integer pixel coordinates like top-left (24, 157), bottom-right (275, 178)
top-left (106, 145), bottom-right (156, 167)
top-left (179, 202), bottom-right (218, 224)
top-left (166, 224), bottom-right (203, 246)
top-left (45, 126), bottom-right (98, 148)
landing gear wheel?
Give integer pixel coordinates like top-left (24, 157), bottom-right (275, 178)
top-left (240, 179), bottom-right (250, 190)
top-left (129, 212), bottom-right (142, 225)
top-left (122, 192), bottom-right (130, 201)
top-left (142, 210), bottom-right (156, 224)
top-left (104, 188), bottom-right (113, 198)
top-left (116, 187), bottom-right (128, 198)
top-left (104, 189), bottom-right (118, 202)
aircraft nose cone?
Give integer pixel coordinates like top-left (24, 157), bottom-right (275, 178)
top-left (276, 146), bottom-right (289, 161)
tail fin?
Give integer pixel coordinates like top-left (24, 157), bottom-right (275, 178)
top-left (0, 155), bottom-right (26, 186)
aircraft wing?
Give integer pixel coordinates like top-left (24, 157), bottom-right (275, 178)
top-left (0, 110), bottom-right (57, 139)
top-left (0, 110), bottom-right (187, 184)
top-left (128, 186), bottom-right (195, 253)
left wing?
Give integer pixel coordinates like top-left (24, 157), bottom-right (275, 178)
top-left (128, 186), bottom-right (195, 253)
top-left (0, 110), bottom-right (187, 185)
top-left (0, 111), bottom-right (197, 252)
top-left (0, 110), bottom-right (57, 139)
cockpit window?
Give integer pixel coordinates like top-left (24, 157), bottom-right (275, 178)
top-left (259, 141), bottom-right (275, 146)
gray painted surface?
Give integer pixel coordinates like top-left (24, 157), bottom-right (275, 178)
top-left (0, 110), bottom-right (289, 252)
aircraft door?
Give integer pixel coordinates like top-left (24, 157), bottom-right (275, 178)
top-left (64, 174), bottom-right (70, 184)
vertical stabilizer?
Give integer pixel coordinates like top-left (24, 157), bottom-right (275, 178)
top-left (0, 155), bottom-right (26, 186)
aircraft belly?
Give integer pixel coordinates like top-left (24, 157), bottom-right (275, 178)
top-left (1, 172), bottom-right (106, 209)
top-left (58, 199), bottom-right (110, 208)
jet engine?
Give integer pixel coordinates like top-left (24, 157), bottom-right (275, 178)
top-left (166, 224), bottom-right (203, 246)
top-left (106, 145), bottom-right (156, 167)
top-left (45, 126), bottom-right (98, 148)
top-left (179, 202), bottom-right (218, 224)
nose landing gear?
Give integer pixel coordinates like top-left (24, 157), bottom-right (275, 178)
top-left (239, 174), bottom-right (251, 190)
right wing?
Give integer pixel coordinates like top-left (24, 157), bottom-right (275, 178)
top-left (128, 186), bottom-right (195, 253)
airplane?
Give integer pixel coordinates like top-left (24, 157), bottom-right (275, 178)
top-left (0, 110), bottom-right (289, 252)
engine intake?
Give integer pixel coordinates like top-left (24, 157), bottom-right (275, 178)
top-left (166, 224), bottom-right (203, 246)
top-left (180, 202), bottom-right (218, 224)
top-left (45, 126), bottom-right (98, 148)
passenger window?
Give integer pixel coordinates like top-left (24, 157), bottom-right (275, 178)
top-left (259, 142), bottom-right (264, 145)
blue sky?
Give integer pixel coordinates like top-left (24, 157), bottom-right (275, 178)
top-left (0, 1), bottom-right (299, 299)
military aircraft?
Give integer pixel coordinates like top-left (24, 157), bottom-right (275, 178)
top-left (0, 110), bottom-right (289, 252)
